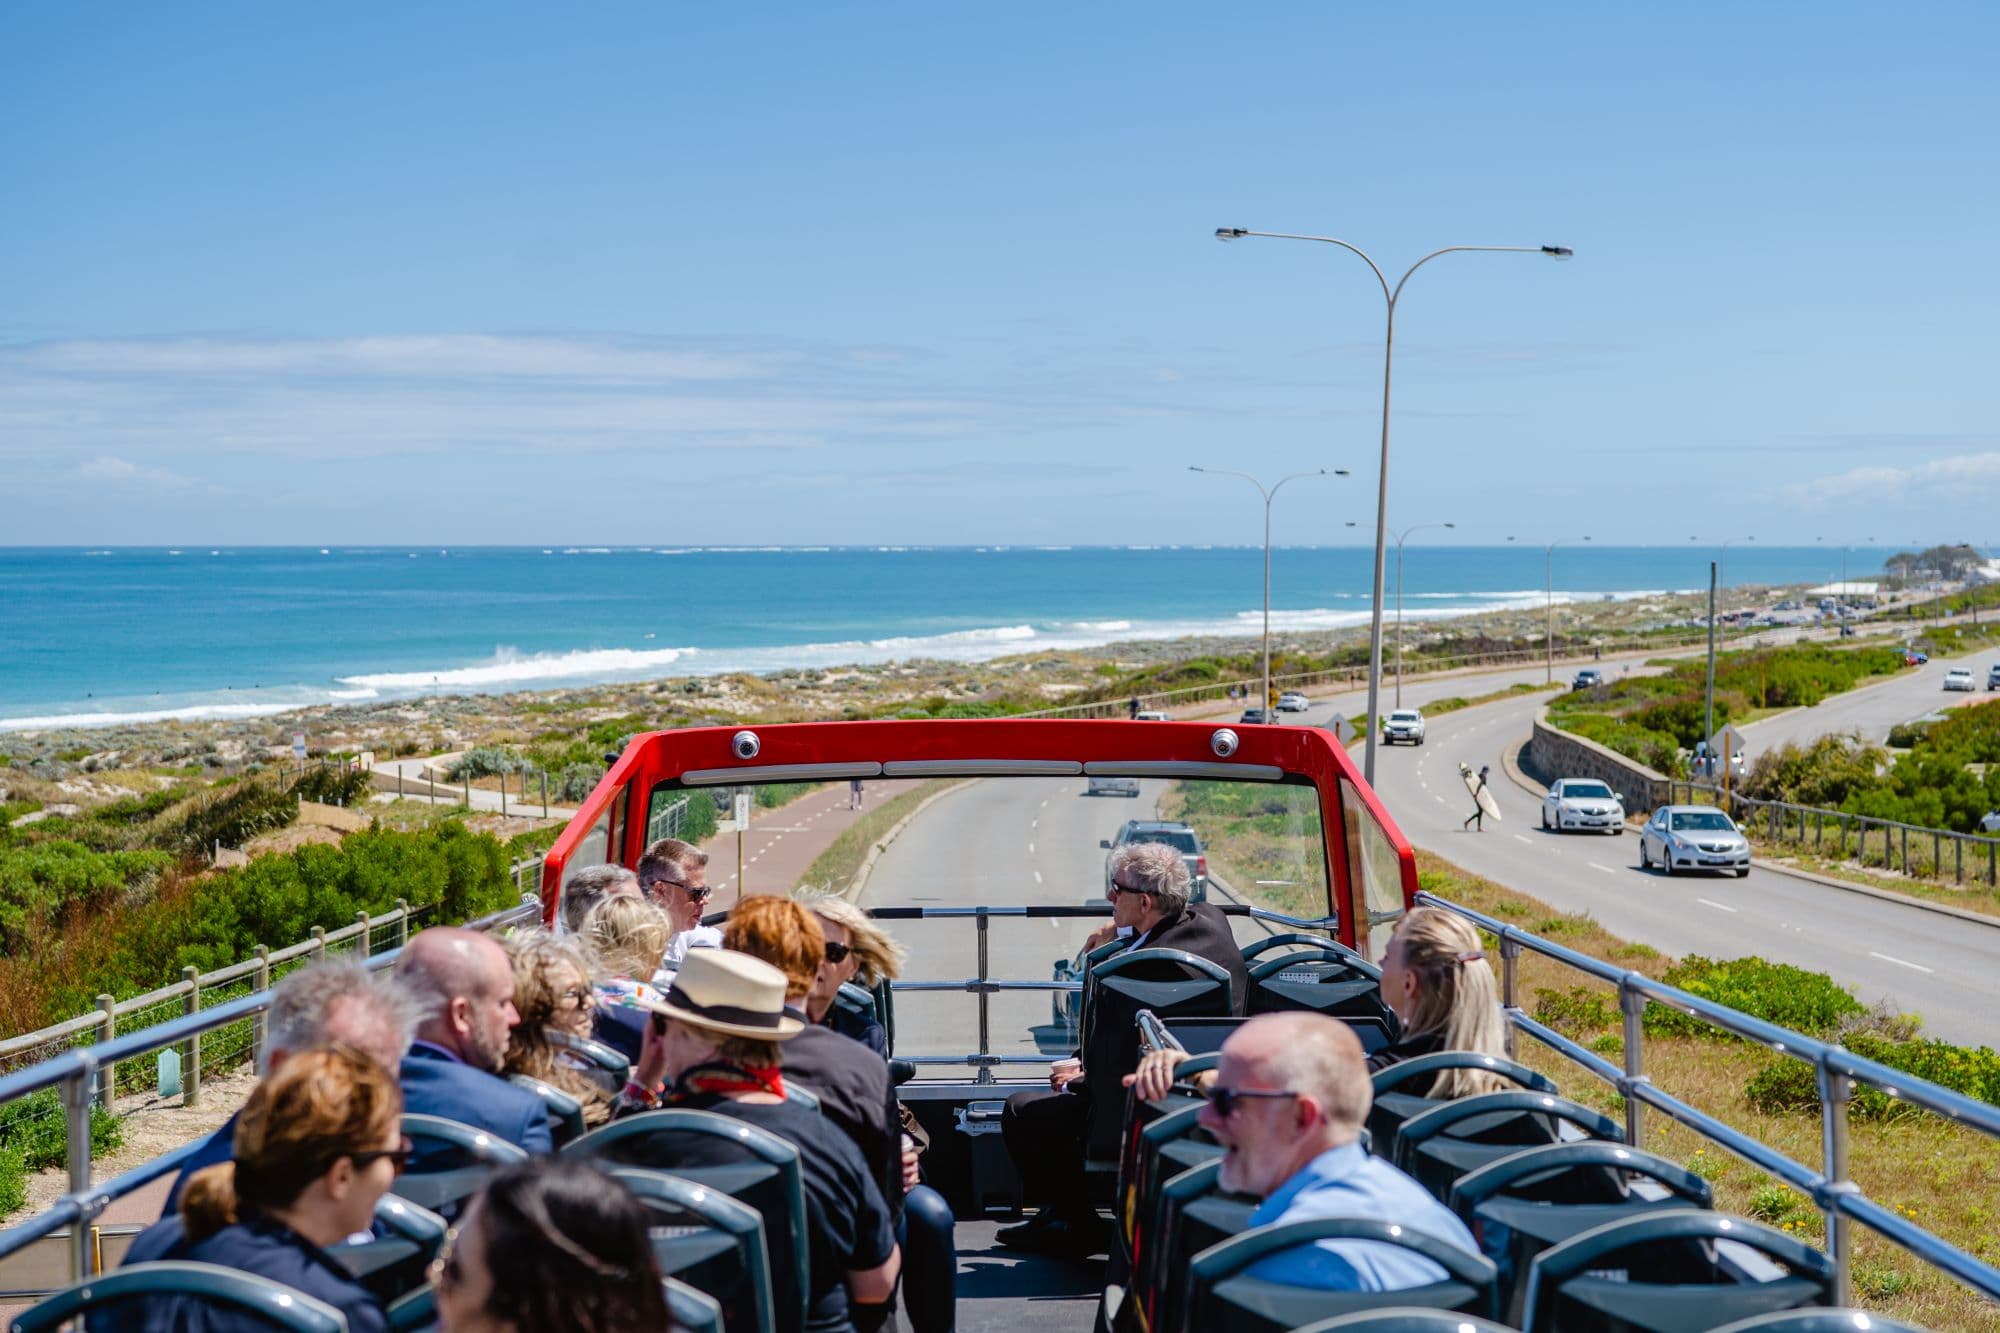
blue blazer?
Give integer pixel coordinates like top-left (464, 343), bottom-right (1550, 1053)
top-left (400, 1042), bottom-right (553, 1168)
top-left (110, 1213), bottom-right (386, 1333)
top-left (160, 1110), bottom-right (240, 1218)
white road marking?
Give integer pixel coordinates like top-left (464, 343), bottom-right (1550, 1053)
top-left (1033, 870), bottom-right (1044, 885)
top-left (1041, 799), bottom-right (1049, 809)
top-left (1028, 843), bottom-right (1036, 855)
top-left (1587, 862), bottom-right (1616, 876)
top-left (1868, 951), bottom-right (1936, 974)
top-left (1031, 819), bottom-right (1039, 830)
top-left (1695, 897), bottom-right (1738, 913)
top-left (1513, 835), bottom-right (1532, 845)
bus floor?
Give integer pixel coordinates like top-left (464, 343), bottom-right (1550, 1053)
top-left (952, 1219), bottom-right (1101, 1333)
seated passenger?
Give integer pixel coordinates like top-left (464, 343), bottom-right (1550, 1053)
top-left (997, 842), bottom-right (1247, 1258)
top-left (583, 892), bottom-right (673, 1065)
top-left (623, 948), bottom-right (901, 1333)
top-left (433, 1159), bottom-right (668, 1333)
top-left (1201, 1012), bottom-right (1480, 1291)
top-left (556, 862), bottom-right (639, 936)
top-left (394, 927), bottom-right (553, 1162)
top-left (117, 1047), bottom-right (406, 1333)
top-left (802, 893), bottom-right (907, 1056)
top-left (1370, 906), bottom-right (1510, 1095)
top-left (503, 930), bottom-right (615, 1122)
top-left (639, 836), bottom-right (722, 982)
top-left (161, 959), bottom-right (418, 1216)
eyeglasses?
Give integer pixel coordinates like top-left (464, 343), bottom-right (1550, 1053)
top-left (1205, 1086), bottom-right (1299, 1118)
top-left (823, 941), bottom-right (851, 964)
top-left (556, 986), bottom-right (593, 1007)
top-left (348, 1136), bottom-right (414, 1176)
top-left (1107, 881), bottom-right (1155, 899)
top-left (650, 877), bottom-right (711, 902)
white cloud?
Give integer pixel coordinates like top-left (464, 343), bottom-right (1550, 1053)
top-left (1781, 450), bottom-right (2000, 506)
top-left (73, 455), bottom-right (200, 491)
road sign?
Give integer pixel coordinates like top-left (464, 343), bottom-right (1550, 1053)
top-left (1707, 724), bottom-right (1747, 755)
top-left (734, 792), bottom-right (752, 826)
top-left (1324, 714), bottom-right (1356, 744)
top-left (292, 733), bottom-right (306, 760)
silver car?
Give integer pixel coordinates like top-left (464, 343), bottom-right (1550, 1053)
top-left (1640, 805), bottom-right (1751, 877)
top-left (1541, 779), bottom-right (1625, 834)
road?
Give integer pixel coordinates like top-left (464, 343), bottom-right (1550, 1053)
top-left (1742, 642), bottom-right (2000, 754)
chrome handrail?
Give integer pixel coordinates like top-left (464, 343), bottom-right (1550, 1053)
top-left (1418, 889), bottom-right (2000, 1308)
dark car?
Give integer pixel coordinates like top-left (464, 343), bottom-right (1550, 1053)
top-left (1099, 820), bottom-right (1208, 903)
top-left (1239, 708), bottom-right (1270, 724)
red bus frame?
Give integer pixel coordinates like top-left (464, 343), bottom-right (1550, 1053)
top-left (536, 719), bottom-right (1420, 948)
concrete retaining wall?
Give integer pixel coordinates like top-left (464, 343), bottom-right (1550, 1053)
top-left (1524, 714), bottom-right (1671, 814)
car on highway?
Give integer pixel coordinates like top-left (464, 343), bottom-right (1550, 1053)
top-left (1541, 779), bottom-right (1625, 834)
top-left (1639, 805), bottom-right (1751, 877)
top-left (1276, 691), bottom-right (1311, 712)
top-left (1982, 810), bottom-right (2000, 834)
top-left (1099, 819), bottom-right (1208, 903)
top-left (1239, 707), bottom-right (1271, 724)
top-left (1085, 775), bottom-right (1140, 797)
top-left (1572, 669), bottom-right (1603, 690)
top-left (1905, 649), bottom-right (1930, 666)
top-left (1989, 664), bottom-right (2000, 691)
top-left (1133, 709), bottom-right (1170, 721)
top-left (1381, 709), bottom-right (1426, 745)
top-left (1688, 742), bottom-right (1745, 781)
top-left (1944, 668), bottom-right (1976, 692)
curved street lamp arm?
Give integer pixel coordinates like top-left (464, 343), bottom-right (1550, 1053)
top-left (1269, 467), bottom-right (1344, 500)
top-left (1186, 465), bottom-right (1271, 502)
top-left (1221, 230), bottom-right (1393, 305)
top-left (1390, 245), bottom-right (1553, 304)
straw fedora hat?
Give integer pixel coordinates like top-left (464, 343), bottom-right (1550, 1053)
top-left (648, 948), bottom-right (805, 1041)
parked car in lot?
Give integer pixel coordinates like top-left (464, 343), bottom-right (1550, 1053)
top-left (1239, 708), bottom-right (1271, 724)
top-left (1086, 775), bottom-right (1140, 797)
top-left (1640, 805), bottom-right (1751, 877)
top-left (1381, 709), bottom-right (1426, 745)
top-left (1541, 779), bottom-right (1625, 834)
top-left (1572, 669), bottom-right (1603, 690)
top-left (1099, 820), bottom-right (1207, 902)
top-left (1944, 668), bottom-right (1976, 692)
top-left (1276, 691), bottom-right (1311, 712)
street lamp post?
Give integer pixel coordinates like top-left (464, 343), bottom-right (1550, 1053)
top-left (1511, 535), bottom-right (1591, 682)
top-left (1215, 227), bottom-right (1571, 783)
top-left (1392, 522), bottom-right (1455, 706)
top-left (1188, 466), bottom-right (1347, 718)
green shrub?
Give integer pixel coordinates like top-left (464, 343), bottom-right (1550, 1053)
top-left (0, 1143), bottom-right (24, 1215)
top-left (292, 765), bottom-right (372, 807)
top-left (1644, 956), bottom-right (1865, 1039)
top-left (0, 1090), bottom-right (123, 1170)
top-left (1533, 985), bottom-right (1617, 1036)
top-left (0, 842), bottom-right (175, 953)
top-left (1746, 1033), bottom-right (2000, 1120)
top-left (445, 746), bottom-right (532, 781)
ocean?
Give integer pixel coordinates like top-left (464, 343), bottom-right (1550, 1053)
top-left (0, 545), bottom-right (1880, 731)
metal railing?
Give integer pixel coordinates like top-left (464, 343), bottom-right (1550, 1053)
top-left (0, 893), bottom-right (544, 1288)
top-left (1667, 782), bottom-right (2000, 888)
top-left (1420, 889), bottom-right (2000, 1309)
top-left (865, 902), bottom-right (1335, 1082)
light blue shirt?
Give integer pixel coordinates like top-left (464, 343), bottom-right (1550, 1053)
top-left (1244, 1141), bottom-right (1480, 1291)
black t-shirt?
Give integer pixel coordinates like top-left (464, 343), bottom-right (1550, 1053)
top-left (671, 1094), bottom-right (897, 1333)
top-left (780, 1021), bottom-right (902, 1223)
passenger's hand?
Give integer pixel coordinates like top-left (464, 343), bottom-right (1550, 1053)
top-left (1083, 924), bottom-right (1119, 952)
top-left (1121, 1049), bottom-right (1189, 1102)
top-left (901, 1139), bottom-right (922, 1193)
top-left (1049, 1061), bottom-right (1085, 1092)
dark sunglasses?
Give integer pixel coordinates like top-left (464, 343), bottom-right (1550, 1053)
top-left (823, 941), bottom-right (851, 964)
top-left (651, 876), bottom-right (712, 902)
top-left (1205, 1086), bottom-right (1299, 1118)
top-left (348, 1136), bottom-right (414, 1176)
top-left (1107, 881), bottom-right (1154, 899)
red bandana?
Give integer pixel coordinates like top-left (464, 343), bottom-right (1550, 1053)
top-left (669, 1061), bottom-right (787, 1102)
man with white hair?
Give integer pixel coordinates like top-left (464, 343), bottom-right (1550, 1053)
top-left (558, 862), bottom-right (639, 935)
top-left (996, 841), bottom-right (1247, 1258)
top-left (158, 959), bottom-right (421, 1215)
top-left (1199, 1012), bottom-right (1479, 1290)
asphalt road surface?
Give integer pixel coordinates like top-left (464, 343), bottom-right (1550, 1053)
top-left (1742, 641), bottom-right (2000, 753)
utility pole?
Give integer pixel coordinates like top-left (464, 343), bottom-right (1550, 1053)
top-left (1704, 561), bottom-right (1718, 777)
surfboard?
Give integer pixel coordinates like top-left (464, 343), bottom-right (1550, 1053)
top-left (1458, 761), bottom-right (1503, 822)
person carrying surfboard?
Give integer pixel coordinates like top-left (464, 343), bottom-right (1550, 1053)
top-left (1458, 761), bottom-right (1499, 831)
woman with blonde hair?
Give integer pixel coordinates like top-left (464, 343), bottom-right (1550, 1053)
top-left (583, 892), bottom-right (673, 1065)
top-left (800, 892), bottom-right (908, 1056)
top-left (504, 931), bottom-right (616, 1122)
top-left (1372, 905), bottom-right (1510, 1097)
top-left (112, 1046), bottom-right (406, 1333)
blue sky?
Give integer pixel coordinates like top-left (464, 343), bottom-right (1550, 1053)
top-left (4, 4), bottom-right (1998, 546)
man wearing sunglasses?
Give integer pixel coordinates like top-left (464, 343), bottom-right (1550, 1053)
top-left (1199, 1013), bottom-right (1478, 1292)
top-left (639, 837), bottom-right (723, 983)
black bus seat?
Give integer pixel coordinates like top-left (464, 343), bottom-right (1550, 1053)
top-left (1083, 949), bottom-right (1235, 1165)
top-left (393, 1113), bottom-right (532, 1216)
top-left (1707, 1310), bottom-right (1934, 1332)
top-left (1288, 1307), bottom-right (1516, 1332)
top-left (1393, 1092), bottom-right (1620, 1203)
top-left (329, 1193), bottom-right (449, 1305)
top-left (1132, 1156), bottom-right (1257, 1333)
top-left (1367, 1052), bottom-right (1557, 1160)
top-left (546, 1027), bottom-right (632, 1082)
top-left (1520, 1211), bottom-right (1836, 1333)
top-left (13, 1260), bottom-right (348, 1332)
top-left (563, 1108), bottom-right (808, 1333)
top-left (1116, 1099), bottom-right (1206, 1270)
top-left (1180, 1217), bottom-right (1502, 1333)
top-left (784, 1082), bottom-right (822, 1113)
top-left (509, 1072), bottom-right (588, 1146)
top-left (609, 1166), bottom-right (776, 1333)
top-left (1248, 956), bottom-right (1399, 1022)
top-left (665, 1276), bottom-right (727, 1333)
top-left (831, 979), bottom-right (895, 1052)
top-left (1240, 933), bottom-right (1377, 975)
top-left (1448, 1140), bottom-right (1714, 1321)
top-left (386, 1283), bottom-right (435, 1333)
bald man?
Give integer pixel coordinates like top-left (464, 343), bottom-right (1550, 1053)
top-left (1198, 1013), bottom-right (1478, 1292)
top-left (394, 927), bottom-right (552, 1165)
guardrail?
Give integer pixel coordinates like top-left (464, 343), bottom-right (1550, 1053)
top-left (1420, 889), bottom-right (2000, 1309)
top-left (1668, 782), bottom-right (2000, 888)
top-left (0, 893), bottom-right (545, 1287)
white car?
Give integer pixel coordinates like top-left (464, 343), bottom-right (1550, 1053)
top-left (1276, 691), bottom-right (1311, 712)
top-left (1541, 779), bottom-right (1625, 834)
top-left (1381, 709), bottom-right (1426, 745)
top-left (1640, 805), bottom-right (1752, 877)
top-left (1085, 776), bottom-right (1140, 797)
top-left (1133, 710), bottom-right (1170, 721)
top-left (1944, 668), bottom-right (1976, 692)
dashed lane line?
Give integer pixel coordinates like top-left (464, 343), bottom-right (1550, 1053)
top-left (1868, 951), bottom-right (1936, 974)
top-left (1033, 870), bottom-right (1044, 885)
top-left (1695, 898), bottom-right (1738, 913)
top-left (1587, 862), bottom-right (1617, 876)
top-left (1028, 843), bottom-right (1036, 855)
top-left (1513, 835), bottom-right (1532, 845)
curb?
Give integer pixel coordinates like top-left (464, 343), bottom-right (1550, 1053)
top-left (844, 780), bottom-right (971, 902)
top-left (1502, 726), bottom-right (2000, 931)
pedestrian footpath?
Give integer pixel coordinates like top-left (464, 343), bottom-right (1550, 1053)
top-left (700, 779), bottom-right (920, 907)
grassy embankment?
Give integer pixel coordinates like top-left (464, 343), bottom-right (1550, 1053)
top-left (797, 780), bottom-right (966, 898)
top-left (1173, 784), bottom-right (1998, 1328)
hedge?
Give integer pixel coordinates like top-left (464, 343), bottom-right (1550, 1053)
top-left (1643, 955), bottom-right (1865, 1039)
